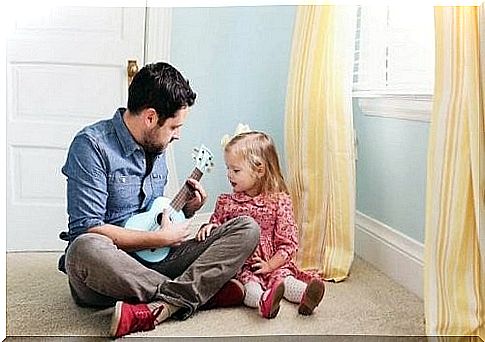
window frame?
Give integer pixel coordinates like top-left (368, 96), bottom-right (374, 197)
top-left (352, 6), bottom-right (434, 123)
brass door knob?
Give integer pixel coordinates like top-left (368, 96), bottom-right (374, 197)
top-left (127, 60), bottom-right (139, 85)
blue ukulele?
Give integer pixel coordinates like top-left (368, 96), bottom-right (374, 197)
top-left (124, 145), bottom-right (214, 263)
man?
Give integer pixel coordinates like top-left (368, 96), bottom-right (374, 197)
top-left (58, 62), bottom-right (259, 337)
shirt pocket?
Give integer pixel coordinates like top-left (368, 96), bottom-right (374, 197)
top-left (150, 173), bottom-right (168, 198)
top-left (107, 174), bottom-right (142, 210)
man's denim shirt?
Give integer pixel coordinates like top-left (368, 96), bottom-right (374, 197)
top-left (62, 108), bottom-right (168, 243)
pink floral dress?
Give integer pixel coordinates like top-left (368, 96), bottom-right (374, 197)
top-left (209, 191), bottom-right (317, 290)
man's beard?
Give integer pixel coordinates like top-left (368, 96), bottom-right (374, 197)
top-left (142, 134), bottom-right (176, 155)
top-left (143, 142), bottom-right (164, 154)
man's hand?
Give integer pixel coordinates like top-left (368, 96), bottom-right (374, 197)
top-left (195, 223), bottom-right (218, 241)
top-left (156, 209), bottom-right (191, 246)
top-left (183, 178), bottom-right (208, 218)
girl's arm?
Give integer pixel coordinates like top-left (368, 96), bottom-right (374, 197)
top-left (208, 195), bottom-right (226, 225)
top-left (253, 193), bottom-right (299, 274)
top-left (271, 193), bottom-right (299, 263)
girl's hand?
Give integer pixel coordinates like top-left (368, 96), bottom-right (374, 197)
top-left (252, 256), bottom-right (274, 275)
top-left (195, 223), bottom-right (218, 241)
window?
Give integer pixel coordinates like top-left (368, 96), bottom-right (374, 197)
top-left (353, 6), bottom-right (435, 122)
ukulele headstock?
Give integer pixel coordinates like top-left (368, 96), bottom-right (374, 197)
top-left (192, 145), bottom-right (214, 173)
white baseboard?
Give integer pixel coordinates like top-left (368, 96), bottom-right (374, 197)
top-left (355, 211), bottom-right (424, 299)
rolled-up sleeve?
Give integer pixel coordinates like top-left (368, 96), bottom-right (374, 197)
top-left (62, 133), bottom-right (108, 241)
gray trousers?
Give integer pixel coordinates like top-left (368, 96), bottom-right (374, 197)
top-left (65, 216), bottom-right (259, 319)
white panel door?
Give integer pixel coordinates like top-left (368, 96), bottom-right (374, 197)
top-left (6, 6), bottom-right (146, 251)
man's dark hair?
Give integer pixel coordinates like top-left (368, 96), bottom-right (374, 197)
top-left (127, 62), bottom-right (196, 125)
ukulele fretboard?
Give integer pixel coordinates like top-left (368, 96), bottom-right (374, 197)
top-left (170, 168), bottom-right (203, 212)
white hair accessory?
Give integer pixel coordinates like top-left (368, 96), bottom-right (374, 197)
top-left (220, 123), bottom-right (251, 148)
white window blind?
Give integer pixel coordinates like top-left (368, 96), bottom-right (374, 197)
top-left (353, 5), bottom-right (435, 122)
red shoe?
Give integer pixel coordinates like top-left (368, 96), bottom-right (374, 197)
top-left (110, 301), bottom-right (161, 337)
top-left (200, 278), bottom-right (245, 310)
top-left (298, 278), bottom-right (325, 315)
top-left (259, 281), bottom-right (285, 319)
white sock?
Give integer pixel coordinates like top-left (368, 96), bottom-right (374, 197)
top-left (243, 281), bottom-right (264, 308)
top-left (283, 276), bottom-right (307, 303)
top-left (148, 301), bottom-right (179, 325)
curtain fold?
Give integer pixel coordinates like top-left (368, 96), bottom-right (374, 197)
top-left (424, 6), bottom-right (483, 336)
top-left (479, 5), bottom-right (484, 340)
top-left (284, 5), bottom-right (356, 282)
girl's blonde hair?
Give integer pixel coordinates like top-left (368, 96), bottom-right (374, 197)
top-left (224, 131), bottom-right (288, 194)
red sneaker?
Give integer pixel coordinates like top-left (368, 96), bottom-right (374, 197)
top-left (259, 281), bottom-right (285, 319)
top-left (298, 278), bottom-right (325, 315)
top-left (110, 301), bottom-right (161, 337)
top-left (200, 278), bottom-right (245, 310)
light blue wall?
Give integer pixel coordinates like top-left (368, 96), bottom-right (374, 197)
top-left (168, 6), bottom-right (428, 244)
top-left (353, 100), bottom-right (429, 243)
top-left (170, 6), bottom-right (296, 212)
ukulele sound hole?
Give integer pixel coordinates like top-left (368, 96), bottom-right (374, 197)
top-left (156, 213), bottom-right (164, 225)
top-left (150, 248), bottom-right (156, 252)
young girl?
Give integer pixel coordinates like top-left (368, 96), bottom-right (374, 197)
top-left (196, 131), bottom-right (325, 319)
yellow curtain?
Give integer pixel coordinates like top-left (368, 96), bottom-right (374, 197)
top-left (480, 6), bottom-right (485, 340)
top-left (425, 6), bottom-right (483, 336)
top-left (285, 6), bottom-right (355, 282)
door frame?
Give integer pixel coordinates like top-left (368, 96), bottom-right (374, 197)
top-left (144, 7), bottom-right (180, 197)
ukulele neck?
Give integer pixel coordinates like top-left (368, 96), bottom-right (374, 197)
top-left (170, 168), bottom-right (203, 212)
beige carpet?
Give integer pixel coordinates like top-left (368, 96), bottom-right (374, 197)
top-left (6, 252), bottom-right (425, 338)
